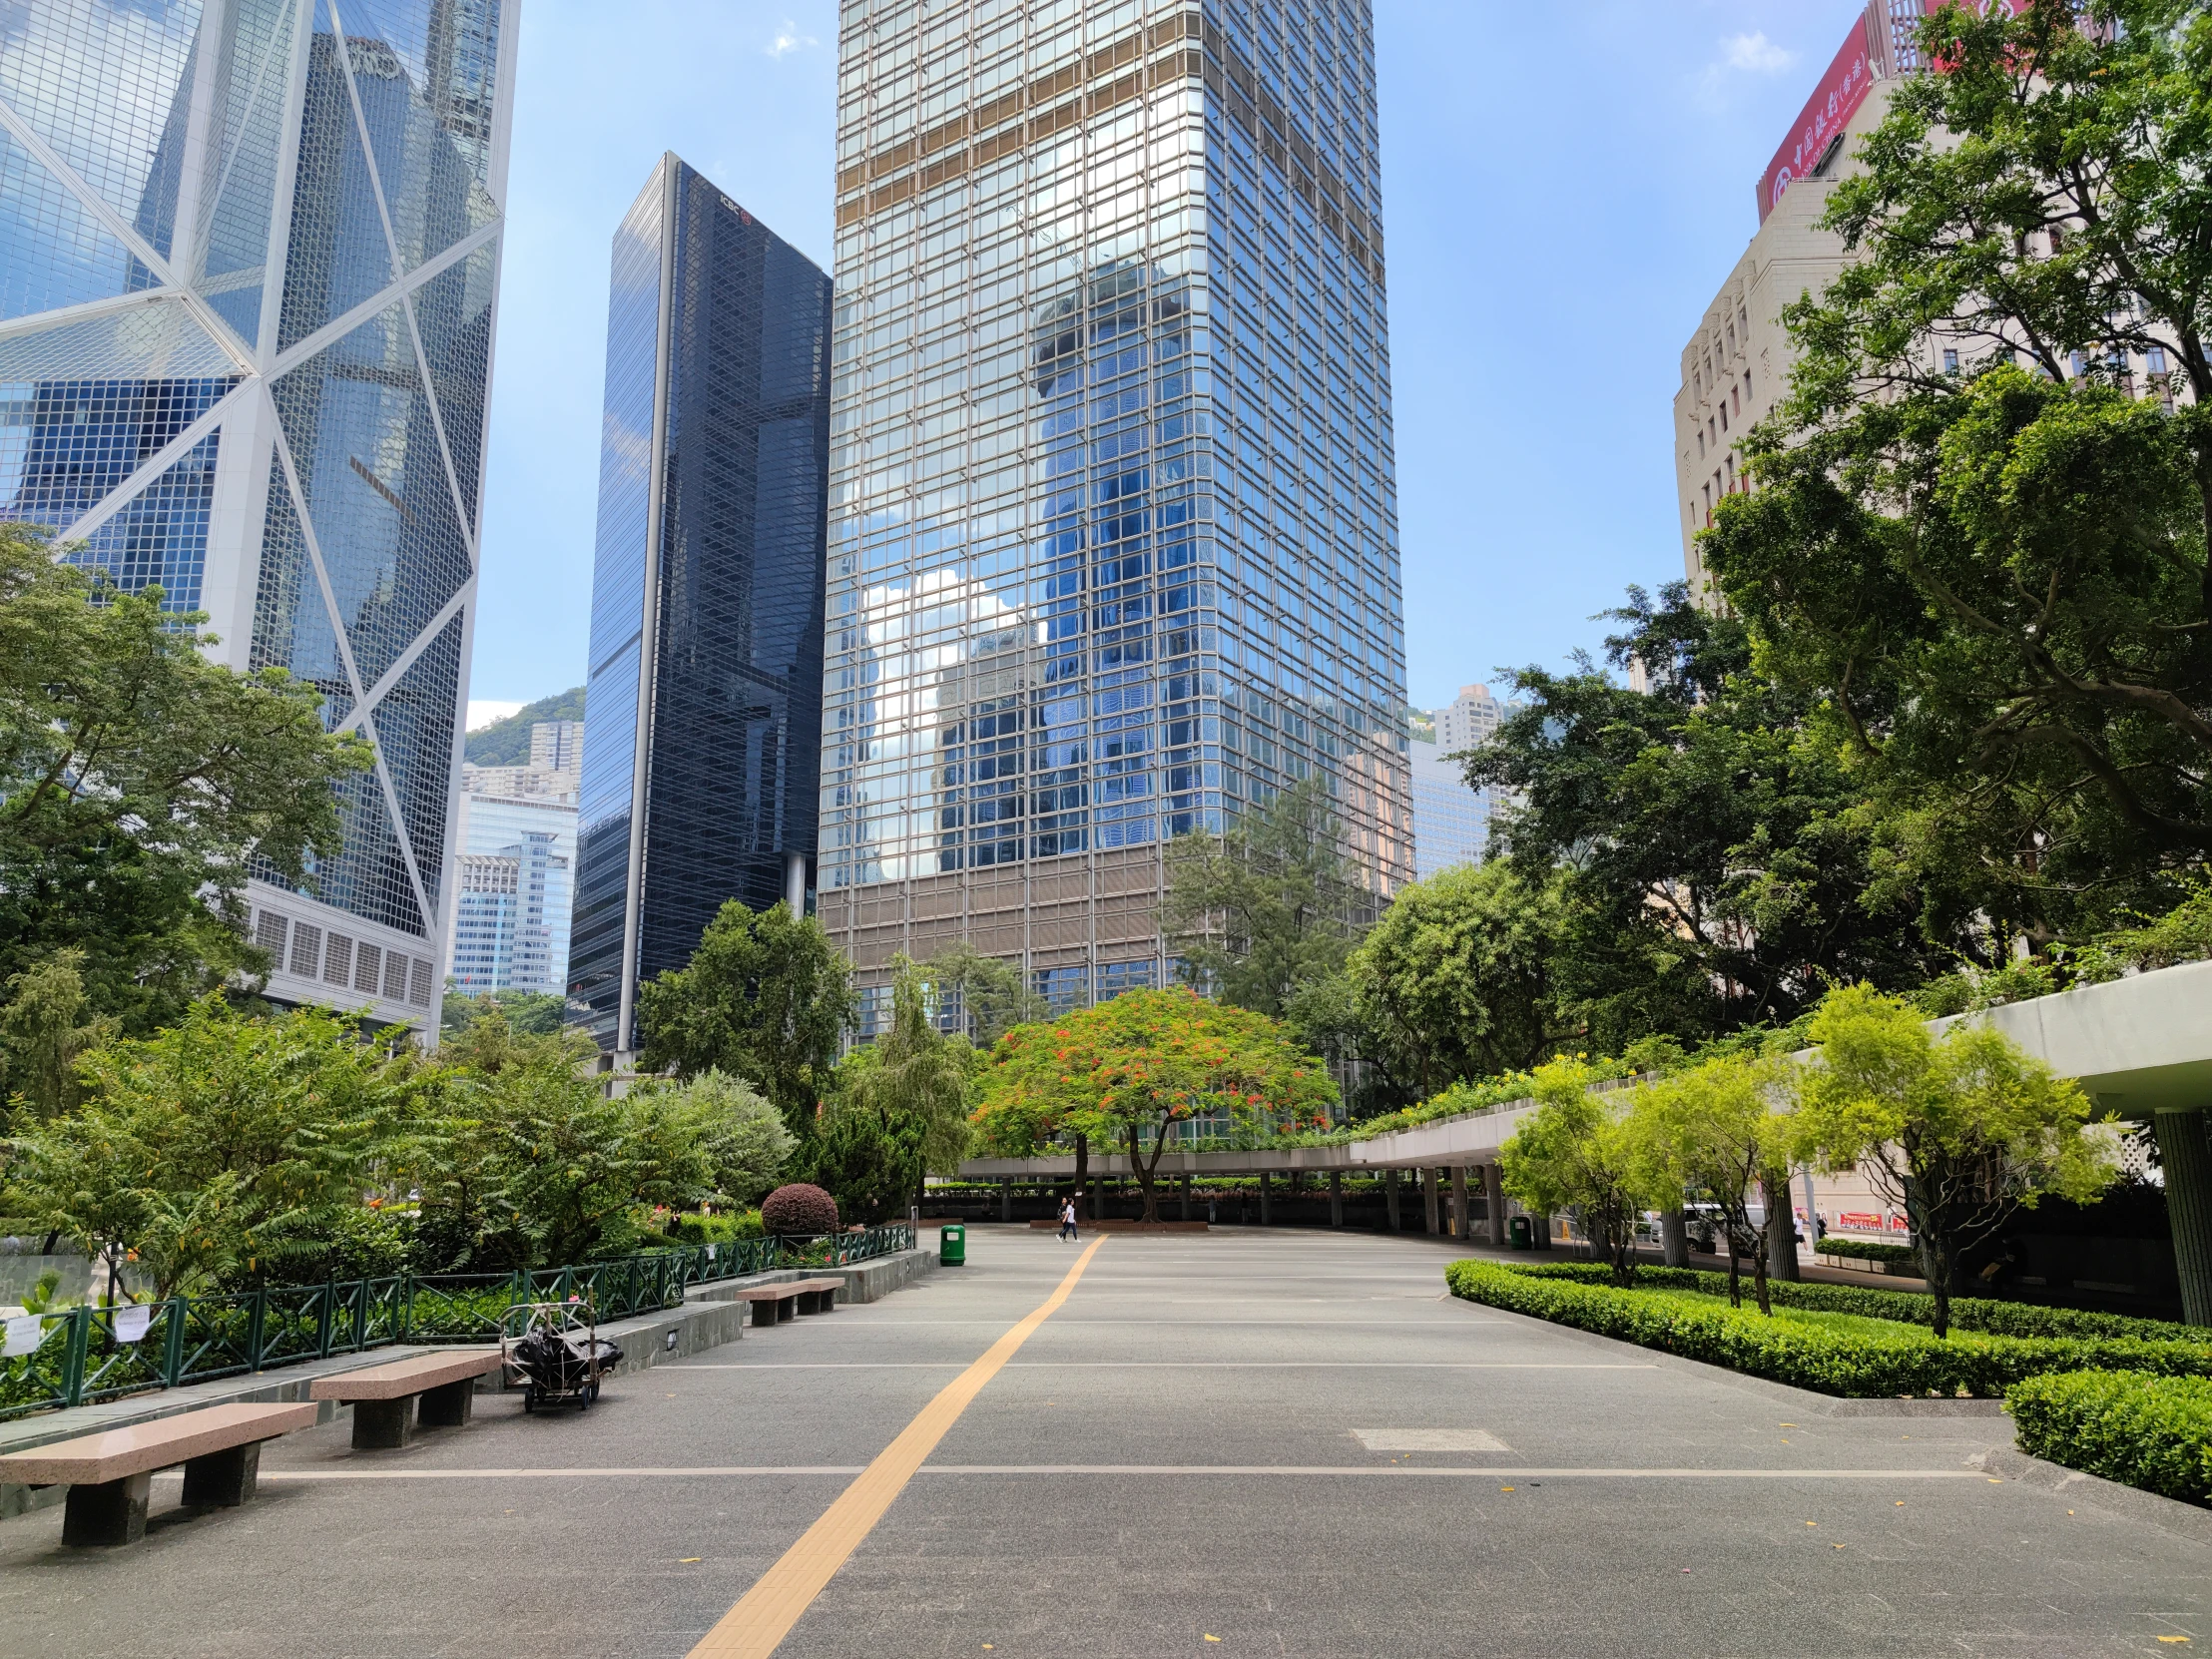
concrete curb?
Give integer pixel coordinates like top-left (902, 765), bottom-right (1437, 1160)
top-left (1971, 1442), bottom-right (2212, 1544)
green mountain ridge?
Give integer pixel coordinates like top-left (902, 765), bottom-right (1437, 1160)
top-left (465, 685), bottom-right (585, 767)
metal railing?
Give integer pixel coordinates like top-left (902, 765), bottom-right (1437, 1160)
top-left (0, 1224), bottom-right (915, 1423)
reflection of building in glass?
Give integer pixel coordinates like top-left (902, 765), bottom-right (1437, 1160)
top-left (821, 1), bottom-right (1409, 1017)
top-left (2, 1), bottom-right (516, 1034)
top-left (1408, 735), bottom-right (1488, 879)
top-left (571, 156), bottom-right (832, 1055)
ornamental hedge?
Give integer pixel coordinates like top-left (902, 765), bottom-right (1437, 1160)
top-left (1444, 1262), bottom-right (2212, 1398)
top-left (2007, 1371), bottom-right (2212, 1506)
top-left (1816, 1238), bottom-right (1918, 1265)
top-left (1505, 1262), bottom-right (2201, 1343)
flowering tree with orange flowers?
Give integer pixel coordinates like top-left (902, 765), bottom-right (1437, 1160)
top-left (970, 987), bottom-right (1338, 1222)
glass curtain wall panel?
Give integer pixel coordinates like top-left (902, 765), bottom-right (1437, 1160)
top-left (820, 0), bottom-right (1409, 1032)
top-left (1, 0), bottom-right (516, 1034)
top-left (571, 157), bottom-right (833, 1053)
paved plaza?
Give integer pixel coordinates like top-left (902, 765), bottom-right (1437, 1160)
top-left (0, 1231), bottom-right (2206, 1657)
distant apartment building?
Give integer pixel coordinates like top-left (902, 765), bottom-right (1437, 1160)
top-left (570, 157), bottom-right (833, 1056)
top-left (445, 722), bottom-right (580, 999)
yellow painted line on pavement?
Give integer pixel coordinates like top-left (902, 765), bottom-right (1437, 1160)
top-left (687, 1235), bottom-right (1109, 1659)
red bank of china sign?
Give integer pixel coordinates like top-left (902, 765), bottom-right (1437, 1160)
top-left (1757, 3), bottom-right (2036, 223)
top-left (1757, 28), bottom-right (1875, 223)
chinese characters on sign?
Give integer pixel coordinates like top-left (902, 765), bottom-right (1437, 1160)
top-left (1757, 25), bottom-right (1877, 223)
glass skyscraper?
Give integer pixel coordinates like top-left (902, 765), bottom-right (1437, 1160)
top-left (570, 156), bottom-right (834, 1054)
top-left (821, 0), bottom-right (1409, 1023)
top-left (1, 0), bottom-right (515, 1032)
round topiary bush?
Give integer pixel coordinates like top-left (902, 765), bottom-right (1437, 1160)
top-left (761, 1183), bottom-right (838, 1236)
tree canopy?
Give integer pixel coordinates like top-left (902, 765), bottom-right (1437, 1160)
top-left (0, 525), bottom-right (370, 1031)
top-left (1704, 1), bottom-right (2212, 942)
top-left (972, 987), bottom-right (1337, 1221)
top-left (1161, 777), bottom-right (1370, 1016)
top-left (636, 899), bottom-right (855, 1135)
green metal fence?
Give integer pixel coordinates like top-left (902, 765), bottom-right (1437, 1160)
top-left (0, 1225), bottom-right (914, 1423)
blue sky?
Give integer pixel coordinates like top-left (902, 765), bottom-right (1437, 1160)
top-left (468, 0), bottom-right (1872, 720)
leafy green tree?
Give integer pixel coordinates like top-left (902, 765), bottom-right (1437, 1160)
top-left (0, 949), bottom-right (114, 1124)
top-left (1347, 860), bottom-right (1578, 1094)
top-left (636, 899), bottom-right (856, 1136)
top-left (1704, 4), bottom-right (2212, 940)
top-left (4, 998), bottom-right (431, 1298)
top-left (442, 987), bottom-right (569, 1039)
top-left (1631, 1055), bottom-right (1798, 1313)
top-left (921, 941), bottom-right (1048, 1044)
top-left (808, 962), bottom-right (973, 1223)
top-left (0, 525), bottom-right (371, 1030)
top-left (972, 987), bottom-right (1337, 1222)
top-left (1161, 776), bottom-right (1370, 1015)
top-left (441, 1041), bottom-right (711, 1269)
top-left (1500, 1057), bottom-right (1659, 1287)
top-left (653, 1070), bottom-right (795, 1209)
top-left (1469, 585), bottom-right (1957, 1050)
top-left (1794, 982), bottom-right (2119, 1335)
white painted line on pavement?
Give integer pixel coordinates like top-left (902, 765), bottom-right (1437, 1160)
top-left (668, 1361), bottom-right (1658, 1370)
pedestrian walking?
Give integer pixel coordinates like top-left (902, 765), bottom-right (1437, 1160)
top-left (1059, 1197), bottom-right (1078, 1242)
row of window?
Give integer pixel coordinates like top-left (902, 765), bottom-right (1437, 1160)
top-left (253, 909), bottom-right (434, 1008)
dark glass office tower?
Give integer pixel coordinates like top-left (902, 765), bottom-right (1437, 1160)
top-left (570, 156), bottom-right (833, 1054)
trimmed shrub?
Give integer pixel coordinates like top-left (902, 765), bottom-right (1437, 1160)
top-left (761, 1183), bottom-right (839, 1236)
top-left (2007, 1370), bottom-right (2212, 1505)
top-left (1444, 1262), bottom-right (2212, 1397)
top-left (1817, 1238), bottom-right (1917, 1265)
top-left (1507, 1261), bottom-right (2201, 1343)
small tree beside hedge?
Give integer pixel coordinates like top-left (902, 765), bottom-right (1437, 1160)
top-left (761, 1183), bottom-right (839, 1236)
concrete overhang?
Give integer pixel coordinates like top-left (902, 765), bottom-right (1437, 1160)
top-left (1932, 958), bottom-right (2212, 1118)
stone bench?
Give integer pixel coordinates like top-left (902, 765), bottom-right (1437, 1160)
top-left (0, 1400), bottom-right (316, 1546)
top-left (310, 1349), bottom-right (506, 1449)
top-left (732, 1277), bottom-right (845, 1327)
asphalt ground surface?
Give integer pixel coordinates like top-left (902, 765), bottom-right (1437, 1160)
top-left (0, 1229), bottom-right (2205, 1658)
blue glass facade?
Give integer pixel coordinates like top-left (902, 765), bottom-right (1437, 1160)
top-left (571, 157), bottom-right (834, 1053)
top-left (0, 0), bottom-right (515, 1031)
top-left (822, 0), bottom-right (1409, 1013)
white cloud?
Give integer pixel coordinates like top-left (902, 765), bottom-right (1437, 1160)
top-left (466, 700), bottom-right (524, 732)
top-left (766, 19), bottom-right (817, 58)
top-left (1721, 31), bottom-right (1796, 75)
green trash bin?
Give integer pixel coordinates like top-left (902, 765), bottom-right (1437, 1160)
top-left (1508, 1215), bottom-right (1532, 1251)
top-left (940, 1223), bottom-right (966, 1266)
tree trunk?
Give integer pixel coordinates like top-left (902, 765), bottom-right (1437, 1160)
top-left (1766, 1172), bottom-right (1801, 1284)
top-left (1072, 1134), bottom-right (1089, 1220)
top-left (1751, 1221), bottom-right (1772, 1317)
top-left (1660, 1207), bottom-right (1689, 1268)
top-left (1130, 1124), bottom-right (1166, 1224)
top-left (1725, 1230), bottom-right (1743, 1309)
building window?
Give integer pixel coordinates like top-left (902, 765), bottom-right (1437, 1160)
top-left (1942, 348), bottom-right (1958, 371)
top-left (2148, 346), bottom-right (2168, 373)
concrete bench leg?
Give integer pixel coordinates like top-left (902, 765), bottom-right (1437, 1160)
top-left (182, 1440), bottom-right (261, 1508)
top-left (62, 1471), bottom-right (152, 1547)
top-left (351, 1395), bottom-right (415, 1450)
top-left (797, 1290), bottom-right (823, 1315)
top-left (418, 1378), bottom-right (476, 1429)
top-left (776, 1296), bottom-right (797, 1323)
top-left (752, 1300), bottom-right (780, 1329)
